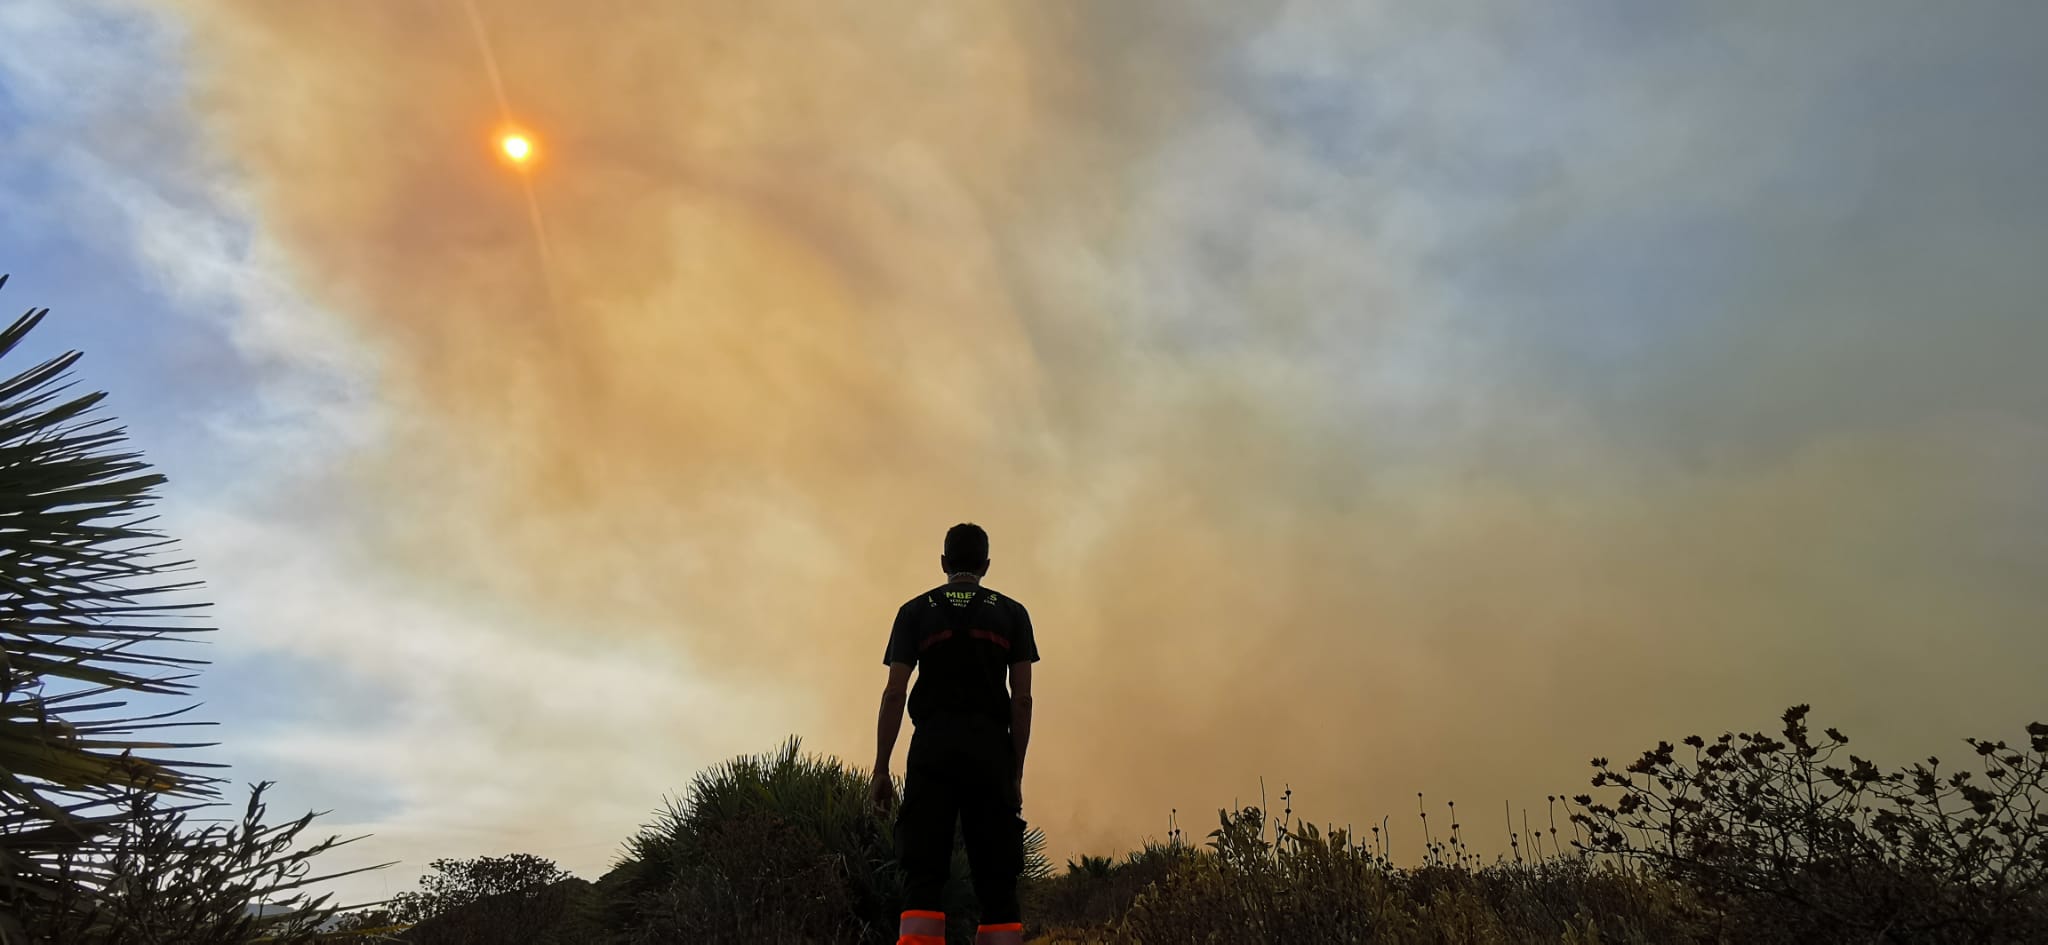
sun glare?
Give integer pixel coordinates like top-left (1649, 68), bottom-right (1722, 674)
top-left (501, 133), bottom-right (533, 163)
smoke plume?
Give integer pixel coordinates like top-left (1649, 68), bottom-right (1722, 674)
top-left (153, 0), bottom-right (2048, 868)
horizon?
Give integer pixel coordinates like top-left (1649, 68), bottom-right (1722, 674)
top-left (3, 0), bottom-right (2045, 904)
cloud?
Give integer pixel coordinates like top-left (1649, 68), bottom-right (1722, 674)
top-left (181, 501), bottom-right (793, 885)
top-left (19, 0), bottom-right (2041, 896)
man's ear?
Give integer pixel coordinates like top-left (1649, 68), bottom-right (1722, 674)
top-left (978, 559), bottom-right (991, 577)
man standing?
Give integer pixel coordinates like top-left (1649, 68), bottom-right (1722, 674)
top-left (872, 523), bottom-right (1039, 945)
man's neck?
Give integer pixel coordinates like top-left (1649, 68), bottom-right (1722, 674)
top-left (946, 572), bottom-right (982, 585)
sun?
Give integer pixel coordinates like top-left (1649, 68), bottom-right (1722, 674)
top-left (500, 133), bottom-right (533, 163)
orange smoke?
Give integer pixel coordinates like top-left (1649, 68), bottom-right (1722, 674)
top-left (153, 0), bottom-right (2047, 870)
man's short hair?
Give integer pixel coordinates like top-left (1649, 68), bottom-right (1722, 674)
top-left (943, 523), bottom-right (989, 570)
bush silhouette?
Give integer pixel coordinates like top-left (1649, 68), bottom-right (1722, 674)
top-left (605, 737), bottom-right (1048, 944)
top-left (349, 709), bottom-right (2048, 943)
top-left (1047, 707), bottom-right (2048, 943)
top-left (1571, 704), bottom-right (2048, 943)
top-left (1113, 800), bottom-right (1694, 943)
top-left (605, 737), bottom-right (893, 942)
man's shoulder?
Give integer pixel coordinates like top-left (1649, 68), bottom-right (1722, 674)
top-left (899, 586), bottom-right (950, 613)
top-left (983, 582), bottom-right (1032, 627)
top-left (979, 585), bottom-right (1028, 617)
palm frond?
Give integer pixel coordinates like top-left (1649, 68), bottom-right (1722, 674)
top-left (0, 280), bottom-right (227, 920)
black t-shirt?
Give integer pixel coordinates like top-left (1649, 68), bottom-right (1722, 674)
top-left (883, 582), bottom-right (1039, 727)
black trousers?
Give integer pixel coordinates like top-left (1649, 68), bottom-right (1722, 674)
top-left (895, 715), bottom-right (1023, 925)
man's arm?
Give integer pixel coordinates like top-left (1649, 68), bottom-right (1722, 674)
top-left (1009, 661), bottom-right (1034, 804)
top-left (870, 662), bottom-right (914, 812)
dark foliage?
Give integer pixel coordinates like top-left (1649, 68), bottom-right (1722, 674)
top-left (604, 737), bottom-right (1048, 944)
top-left (1112, 800), bottom-right (1695, 944)
top-left (389, 853), bottom-right (575, 924)
top-left (0, 281), bottom-right (369, 944)
top-left (604, 738), bottom-right (896, 943)
top-left (1025, 843), bottom-right (1192, 939)
top-left (11, 783), bottom-right (361, 945)
top-left (1572, 704), bottom-right (2048, 943)
top-left (397, 877), bottom-right (603, 945)
top-left (315, 709), bottom-right (2048, 943)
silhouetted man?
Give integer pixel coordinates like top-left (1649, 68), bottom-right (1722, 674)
top-left (872, 523), bottom-right (1038, 945)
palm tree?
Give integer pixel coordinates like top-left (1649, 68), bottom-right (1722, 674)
top-left (0, 276), bottom-right (371, 942)
top-left (0, 273), bottom-right (216, 922)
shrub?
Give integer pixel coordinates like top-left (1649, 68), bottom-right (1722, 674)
top-left (1027, 842), bottom-right (1195, 938)
top-left (397, 877), bottom-right (602, 945)
top-left (363, 853), bottom-right (601, 944)
top-left (324, 907), bottom-right (402, 937)
top-left (390, 853), bottom-right (575, 924)
top-left (1572, 704), bottom-right (2048, 943)
top-left (606, 737), bottom-right (898, 943)
top-left (1115, 786), bottom-right (1701, 944)
top-left (14, 782), bottom-right (363, 945)
top-left (606, 737), bottom-right (1049, 944)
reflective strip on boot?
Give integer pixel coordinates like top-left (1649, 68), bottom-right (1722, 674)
top-left (898, 909), bottom-right (946, 945)
top-left (976, 922), bottom-right (1025, 945)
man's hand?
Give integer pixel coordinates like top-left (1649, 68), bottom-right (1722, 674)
top-left (1014, 774), bottom-right (1024, 812)
top-left (874, 664), bottom-right (912, 817)
top-left (870, 769), bottom-right (897, 816)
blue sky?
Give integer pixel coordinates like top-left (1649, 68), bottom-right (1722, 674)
top-left (5, 0), bottom-right (2046, 900)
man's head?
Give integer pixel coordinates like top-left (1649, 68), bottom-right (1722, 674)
top-left (941, 522), bottom-right (990, 577)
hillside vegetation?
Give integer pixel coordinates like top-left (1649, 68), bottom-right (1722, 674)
top-left (365, 707), bottom-right (2048, 945)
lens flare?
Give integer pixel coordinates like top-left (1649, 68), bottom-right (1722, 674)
top-left (501, 133), bottom-right (532, 162)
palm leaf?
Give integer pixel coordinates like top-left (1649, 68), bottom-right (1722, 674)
top-left (0, 278), bottom-right (224, 919)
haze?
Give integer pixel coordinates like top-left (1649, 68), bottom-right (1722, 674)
top-left (2, 0), bottom-right (2043, 900)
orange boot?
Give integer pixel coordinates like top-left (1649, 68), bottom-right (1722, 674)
top-left (898, 910), bottom-right (946, 945)
top-left (976, 922), bottom-right (1024, 944)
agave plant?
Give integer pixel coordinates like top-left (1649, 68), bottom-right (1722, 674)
top-left (610, 736), bottom-right (899, 942)
top-left (611, 736), bottom-right (1049, 943)
top-left (0, 277), bottom-right (372, 942)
